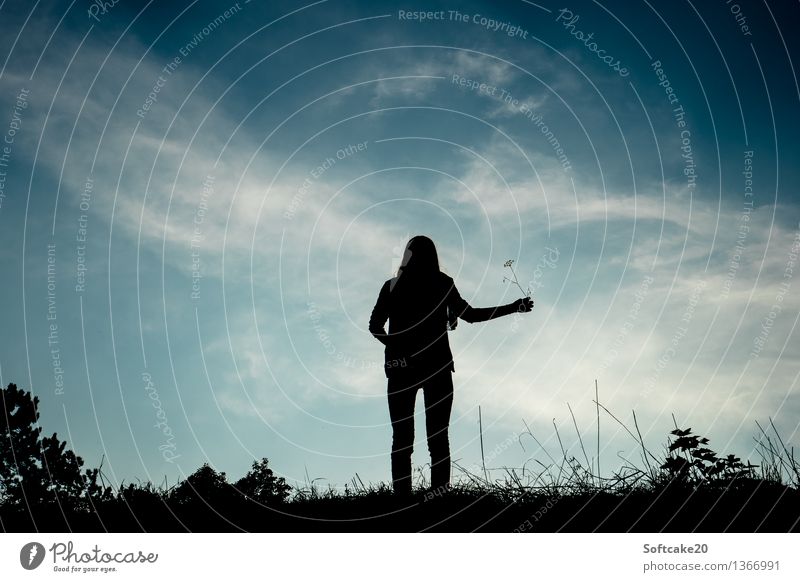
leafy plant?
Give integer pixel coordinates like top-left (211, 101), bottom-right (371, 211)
top-left (660, 427), bottom-right (758, 486)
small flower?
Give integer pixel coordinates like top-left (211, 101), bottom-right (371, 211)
top-left (502, 259), bottom-right (529, 297)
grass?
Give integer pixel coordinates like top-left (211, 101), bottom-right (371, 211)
top-left (2, 399), bottom-right (798, 532)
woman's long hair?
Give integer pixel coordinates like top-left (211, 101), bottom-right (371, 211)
top-left (396, 235), bottom-right (440, 279)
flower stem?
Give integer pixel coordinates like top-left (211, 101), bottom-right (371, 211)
top-left (507, 264), bottom-right (529, 297)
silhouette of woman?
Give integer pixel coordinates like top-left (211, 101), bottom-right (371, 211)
top-left (369, 235), bottom-right (533, 495)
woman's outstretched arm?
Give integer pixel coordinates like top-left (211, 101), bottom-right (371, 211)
top-left (449, 282), bottom-right (533, 323)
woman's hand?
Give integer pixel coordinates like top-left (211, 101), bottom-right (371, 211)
top-left (513, 297), bottom-right (534, 313)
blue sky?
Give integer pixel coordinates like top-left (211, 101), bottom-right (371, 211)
top-left (0, 0), bottom-right (798, 490)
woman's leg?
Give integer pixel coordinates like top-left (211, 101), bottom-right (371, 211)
top-left (387, 372), bottom-right (420, 495)
top-left (423, 370), bottom-right (454, 491)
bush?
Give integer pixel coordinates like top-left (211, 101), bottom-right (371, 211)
top-left (234, 458), bottom-right (291, 505)
top-left (169, 463), bottom-right (233, 506)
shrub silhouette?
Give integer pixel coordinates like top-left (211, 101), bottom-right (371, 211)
top-left (170, 463), bottom-right (233, 506)
top-left (234, 458), bottom-right (290, 504)
top-left (0, 383), bottom-right (110, 508)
